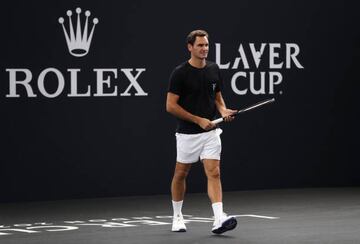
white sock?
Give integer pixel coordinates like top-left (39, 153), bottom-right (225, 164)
top-left (212, 202), bottom-right (223, 221)
top-left (172, 200), bottom-right (183, 217)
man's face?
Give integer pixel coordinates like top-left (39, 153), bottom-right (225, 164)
top-left (188, 36), bottom-right (209, 60)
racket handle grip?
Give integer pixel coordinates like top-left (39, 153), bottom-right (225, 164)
top-left (211, 118), bottom-right (224, 125)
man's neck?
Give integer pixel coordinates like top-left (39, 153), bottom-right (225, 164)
top-left (188, 58), bottom-right (206, 68)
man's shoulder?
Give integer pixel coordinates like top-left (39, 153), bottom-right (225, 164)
top-left (206, 61), bottom-right (220, 70)
top-left (173, 61), bottom-right (189, 71)
top-left (171, 61), bottom-right (189, 78)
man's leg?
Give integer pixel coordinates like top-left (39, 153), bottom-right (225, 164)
top-left (171, 162), bottom-right (191, 232)
top-left (203, 159), bottom-right (237, 234)
top-left (171, 162), bottom-right (192, 201)
top-left (202, 159), bottom-right (222, 203)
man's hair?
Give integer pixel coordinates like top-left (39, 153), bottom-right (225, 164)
top-left (186, 30), bottom-right (209, 46)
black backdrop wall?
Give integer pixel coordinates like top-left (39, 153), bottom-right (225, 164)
top-left (1, 0), bottom-right (359, 202)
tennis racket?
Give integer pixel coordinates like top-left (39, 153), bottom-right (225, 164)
top-left (212, 98), bottom-right (275, 124)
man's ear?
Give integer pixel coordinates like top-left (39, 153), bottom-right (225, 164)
top-left (187, 43), bottom-right (193, 52)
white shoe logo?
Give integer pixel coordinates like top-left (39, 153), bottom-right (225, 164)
top-left (58, 7), bottom-right (99, 57)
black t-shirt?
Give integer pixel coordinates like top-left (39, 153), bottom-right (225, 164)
top-left (168, 61), bottom-right (223, 134)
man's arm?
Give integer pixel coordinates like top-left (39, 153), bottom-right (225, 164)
top-left (215, 92), bottom-right (237, 122)
top-left (166, 92), bottom-right (215, 130)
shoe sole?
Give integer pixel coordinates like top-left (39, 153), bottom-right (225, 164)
top-left (172, 228), bottom-right (186, 232)
top-left (212, 217), bottom-right (237, 234)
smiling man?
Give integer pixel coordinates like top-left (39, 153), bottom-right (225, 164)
top-left (166, 30), bottom-right (238, 234)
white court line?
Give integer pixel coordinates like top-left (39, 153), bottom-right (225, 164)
top-left (189, 215), bottom-right (280, 220)
top-left (232, 214), bottom-right (280, 219)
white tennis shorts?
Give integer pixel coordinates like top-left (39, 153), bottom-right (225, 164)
top-left (176, 128), bottom-right (222, 164)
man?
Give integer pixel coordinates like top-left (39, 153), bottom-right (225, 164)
top-left (166, 30), bottom-right (238, 234)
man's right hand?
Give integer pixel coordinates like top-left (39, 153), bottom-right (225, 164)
top-left (196, 117), bottom-right (215, 131)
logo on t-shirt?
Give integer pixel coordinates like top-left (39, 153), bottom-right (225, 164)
top-left (212, 83), bottom-right (216, 91)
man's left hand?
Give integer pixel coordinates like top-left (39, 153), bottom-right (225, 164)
top-left (221, 109), bottom-right (237, 122)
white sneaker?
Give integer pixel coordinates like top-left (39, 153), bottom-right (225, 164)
top-left (172, 214), bottom-right (187, 232)
top-left (212, 213), bottom-right (237, 234)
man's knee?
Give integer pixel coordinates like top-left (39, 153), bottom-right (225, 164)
top-left (205, 166), bottom-right (221, 179)
top-left (173, 164), bottom-right (191, 181)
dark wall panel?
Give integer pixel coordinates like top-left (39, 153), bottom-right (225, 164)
top-left (0, 0), bottom-right (359, 202)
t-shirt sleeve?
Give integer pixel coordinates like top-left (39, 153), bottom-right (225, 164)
top-left (168, 67), bottom-right (183, 96)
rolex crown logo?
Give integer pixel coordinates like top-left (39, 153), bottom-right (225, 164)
top-left (58, 7), bottom-right (99, 57)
